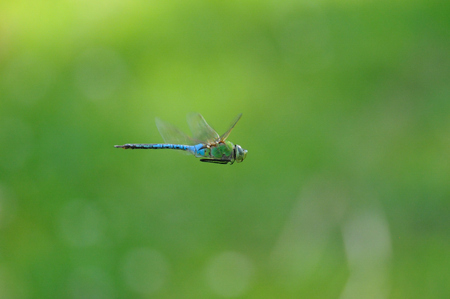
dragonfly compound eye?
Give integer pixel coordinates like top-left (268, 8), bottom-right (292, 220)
top-left (235, 145), bottom-right (247, 163)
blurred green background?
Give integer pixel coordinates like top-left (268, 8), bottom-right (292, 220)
top-left (1, 0), bottom-right (449, 298)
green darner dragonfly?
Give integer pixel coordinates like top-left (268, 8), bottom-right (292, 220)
top-left (115, 113), bottom-right (247, 165)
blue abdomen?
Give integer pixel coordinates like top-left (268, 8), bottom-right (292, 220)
top-left (148, 144), bottom-right (188, 150)
top-left (116, 143), bottom-right (190, 150)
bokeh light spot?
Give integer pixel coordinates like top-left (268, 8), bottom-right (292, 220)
top-left (121, 248), bottom-right (170, 295)
top-left (57, 199), bottom-right (105, 247)
top-left (205, 251), bottom-right (253, 298)
top-left (340, 209), bottom-right (392, 299)
top-left (342, 209), bottom-right (392, 268)
top-left (74, 47), bottom-right (127, 102)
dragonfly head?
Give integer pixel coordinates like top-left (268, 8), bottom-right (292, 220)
top-left (234, 144), bottom-right (248, 163)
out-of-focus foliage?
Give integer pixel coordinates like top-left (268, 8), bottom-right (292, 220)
top-left (1, 0), bottom-right (449, 298)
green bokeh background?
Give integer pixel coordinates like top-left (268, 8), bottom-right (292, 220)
top-left (1, 0), bottom-right (449, 298)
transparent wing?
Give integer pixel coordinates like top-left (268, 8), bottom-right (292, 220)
top-left (219, 113), bottom-right (242, 141)
top-left (186, 113), bottom-right (220, 144)
top-left (155, 117), bottom-right (197, 145)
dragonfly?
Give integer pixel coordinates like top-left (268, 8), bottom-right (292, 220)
top-left (115, 113), bottom-right (247, 165)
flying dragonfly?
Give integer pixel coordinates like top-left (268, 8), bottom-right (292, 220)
top-left (115, 113), bottom-right (247, 165)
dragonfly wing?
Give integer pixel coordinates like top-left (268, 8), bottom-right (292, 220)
top-left (186, 113), bottom-right (220, 144)
top-left (155, 117), bottom-right (197, 145)
top-left (219, 113), bottom-right (242, 141)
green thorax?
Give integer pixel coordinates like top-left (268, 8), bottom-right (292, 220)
top-left (211, 141), bottom-right (234, 159)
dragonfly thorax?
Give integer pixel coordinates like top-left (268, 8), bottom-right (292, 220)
top-left (193, 141), bottom-right (247, 165)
